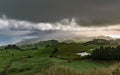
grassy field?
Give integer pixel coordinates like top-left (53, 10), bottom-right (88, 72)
top-left (0, 50), bottom-right (112, 75)
top-left (0, 40), bottom-right (118, 75)
top-left (51, 58), bottom-right (112, 72)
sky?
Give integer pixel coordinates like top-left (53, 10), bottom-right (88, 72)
top-left (0, 0), bottom-right (120, 45)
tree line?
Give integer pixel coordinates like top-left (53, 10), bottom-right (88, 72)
top-left (91, 46), bottom-right (120, 60)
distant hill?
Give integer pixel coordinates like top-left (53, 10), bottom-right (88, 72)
top-left (61, 36), bottom-right (112, 43)
top-left (35, 40), bottom-right (59, 46)
top-left (93, 36), bottom-right (112, 40)
top-left (16, 38), bottom-right (42, 45)
top-left (16, 38), bottom-right (59, 46)
top-left (109, 39), bottom-right (120, 45)
top-left (82, 39), bottom-right (111, 45)
top-left (16, 36), bottom-right (113, 45)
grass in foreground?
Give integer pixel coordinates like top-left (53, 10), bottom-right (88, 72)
top-left (37, 66), bottom-right (83, 75)
top-left (37, 63), bottom-right (120, 75)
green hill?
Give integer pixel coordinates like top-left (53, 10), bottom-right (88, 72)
top-left (82, 39), bottom-right (110, 46)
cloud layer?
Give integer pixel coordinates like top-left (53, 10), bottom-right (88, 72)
top-left (0, 16), bottom-right (120, 32)
top-left (0, 15), bottom-right (120, 45)
top-left (0, 0), bottom-right (120, 26)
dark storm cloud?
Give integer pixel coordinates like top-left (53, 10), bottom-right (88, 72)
top-left (0, 0), bottom-right (120, 26)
